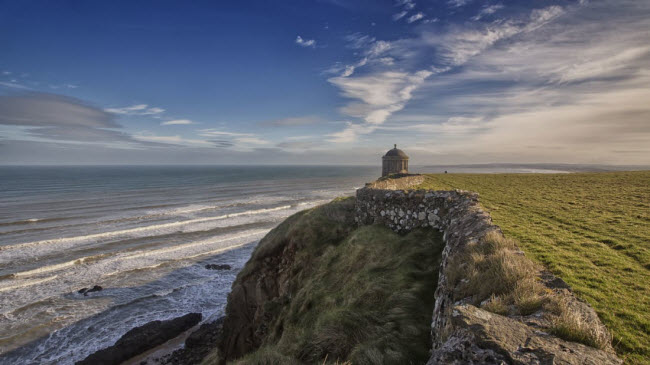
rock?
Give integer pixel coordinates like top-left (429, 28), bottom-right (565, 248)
top-left (89, 285), bottom-right (103, 292)
top-left (160, 317), bottom-right (225, 365)
top-left (81, 285), bottom-right (103, 296)
top-left (205, 264), bottom-right (232, 270)
top-left (76, 312), bottom-right (202, 365)
top-left (428, 305), bottom-right (621, 365)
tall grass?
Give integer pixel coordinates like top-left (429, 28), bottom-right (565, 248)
top-left (447, 231), bottom-right (548, 315)
top-left (549, 297), bottom-right (610, 350)
top-left (213, 198), bottom-right (445, 365)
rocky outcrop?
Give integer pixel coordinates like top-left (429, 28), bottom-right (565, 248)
top-left (428, 305), bottom-right (621, 365)
top-left (76, 312), bottom-right (201, 365)
top-left (160, 317), bottom-right (225, 365)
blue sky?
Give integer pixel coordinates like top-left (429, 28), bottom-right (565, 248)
top-left (1, 0), bottom-right (649, 165)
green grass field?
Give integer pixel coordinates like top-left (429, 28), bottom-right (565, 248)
top-left (415, 171), bottom-right (650, 364)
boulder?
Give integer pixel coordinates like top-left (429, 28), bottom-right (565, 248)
top-left (205, 264), bottom-right (232, 270)
top-left (76, 312), bottom-right (202, 365)
top-left (79, 285), bottom-right (103, 296)
top-left (427, 305), bottom-right (622, 365)
top-left (160, 317), bottom-right (225, 365)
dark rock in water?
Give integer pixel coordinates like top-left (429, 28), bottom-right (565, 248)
top-left (205, 264), bottom-right (231, 270)
top-left (160, 317), bottom-right (225, 365)
top-left (82, 285), bottom-right (103, 296)
top-left (76, 312), bottom-right (202, 365)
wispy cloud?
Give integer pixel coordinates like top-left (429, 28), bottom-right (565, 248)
top-left (161, 119), bottom-right (194, 125)
top-left (197, 129), bottom-right (251, 137)
top-left (328, 70), bottom-right (432, 142)
top-left (325, 4), bottom-right (570, 145)
top-left (448, 0), bottom-right (472, 8)
top-left (329, 35), bottom-right (393, 78)
top-left (197, 129), bottom-right (271, 149)
top-left (133, 134), bottom-right (213, 147)
top-left (295, 35), bottom-right (316, 48)
top-left (105, 104), bottom-right (165, 116)
top-left (276, 140), bottom-right (317, 150)
top-left (381, 0), bottom-right (650, 164)
top-left (392, 11), bottom-right (408, 21)
top-left (261, 115), bottom-right (322, 126)
top-left (0, 81), bottom-right (30, 90)
top-left (395, 0), bottom-right (415, 9)
top-left (407, 12), bottom-right (424, 23)
top-left (471, 4), bottom-right (504, 21)
top-left (0, 93), bottom-right (141, 145)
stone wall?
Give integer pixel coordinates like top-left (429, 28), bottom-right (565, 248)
top-left (354, 178), bottom-right (622, 364)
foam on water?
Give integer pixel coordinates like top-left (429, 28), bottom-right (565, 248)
top-left (0, 203), bottom-right (305, 270)
top-left (2, 205), bottom-right (292, 252)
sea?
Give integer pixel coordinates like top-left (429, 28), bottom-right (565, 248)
top-left (0, 166), bottom-right (378, 364)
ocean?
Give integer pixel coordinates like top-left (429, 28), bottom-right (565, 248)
top-left (0, 166), bottom-right (378, 364)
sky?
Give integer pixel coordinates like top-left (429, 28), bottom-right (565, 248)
top-left (0, 0), bottom-right (649, 165)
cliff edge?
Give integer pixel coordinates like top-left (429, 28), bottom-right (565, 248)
top-left (196, 177), bottom-right (621, 364)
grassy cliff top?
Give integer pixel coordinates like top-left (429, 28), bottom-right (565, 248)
top-left (209, 197), bottom-right (445, 365)
top-left (414, 171), bottom-right (650, 364)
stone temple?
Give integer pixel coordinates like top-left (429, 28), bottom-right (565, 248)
top-left (382, 144), bottom-right (409, 177)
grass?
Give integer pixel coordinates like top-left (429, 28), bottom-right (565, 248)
top-left (216, 197), bottom-right (445, 365)
top-left (549, 297), bottom-right (611, 350)
top-left (415, 171), bottom-right (650, 364)
top-left (447, 231), bottom-right (608, 349)
top-left (446, 231), bottom-right (544, 308)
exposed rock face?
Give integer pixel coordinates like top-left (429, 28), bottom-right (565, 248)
top-left (355, 176), bottom-right (622, 364)
top-left (216, 234), bottom-right (297, 359)
top-left (160, 317), bottom-right (225, 365)
top-left (76, 312), bottom-right (201, 365)
top-left (428, 305), bottom-right (621, 365)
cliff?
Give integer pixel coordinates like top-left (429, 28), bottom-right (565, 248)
top-left (197, 177), bottom-right (622, 364)
top-left (211, 197), bottom-right (445, 364)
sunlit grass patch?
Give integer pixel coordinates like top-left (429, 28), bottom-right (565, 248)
top-left (448, 231), bottom-right (547, 316)
top-left (549, 297), bottom-right (610, 350)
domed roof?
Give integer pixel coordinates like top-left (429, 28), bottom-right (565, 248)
top-left (384, 144), bottom-right (408, 158)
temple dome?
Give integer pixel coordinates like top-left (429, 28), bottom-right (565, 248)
top-left (384, 145), bottom-right (409, 158)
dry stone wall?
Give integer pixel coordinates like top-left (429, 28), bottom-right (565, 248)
top-left (355, 179), bottom-right (622, 364)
